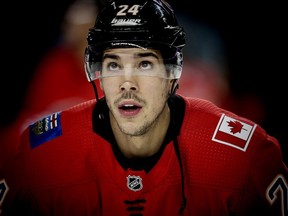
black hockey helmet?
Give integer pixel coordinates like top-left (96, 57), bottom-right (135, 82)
top-left (84, 0), bottom-right (186, 81)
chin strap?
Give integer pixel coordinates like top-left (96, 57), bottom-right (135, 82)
top-left (90, 81), bottom-right (100, 102)
top-left (173, 138), bottom-right (187, 214)
top-left (170, 79), bottom-right (179, 96)
top-left (169, 94), bottom-right (187, 214)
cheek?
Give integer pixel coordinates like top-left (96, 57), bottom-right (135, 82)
top-left (144, 79), bottom-right (171, 98)
top-left (100, 78), bottom-right (117, 94)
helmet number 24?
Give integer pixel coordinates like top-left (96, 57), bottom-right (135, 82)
top-left (116, 4), bottom-right (141, 16)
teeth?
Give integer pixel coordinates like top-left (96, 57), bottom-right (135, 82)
top-left (124, 104), bottom-right (134, 107)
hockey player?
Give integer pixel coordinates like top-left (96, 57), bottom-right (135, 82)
top-left (1, 0), bottom-right (287, 215)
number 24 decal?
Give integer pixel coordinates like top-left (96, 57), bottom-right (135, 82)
top-left (266, 174), bottom-right (288, 216)
top-left (114, 4), bottom-right (141, 16)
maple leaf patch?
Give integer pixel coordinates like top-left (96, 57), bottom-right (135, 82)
top-left (212, 114), bottom-right (256, 151)
top-left (227, 120), bottom-right (246, 134)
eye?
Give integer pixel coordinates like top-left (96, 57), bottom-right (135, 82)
top-left (107, 62), bottom-right (120, 71)
top-left (139, 61), bottom-right (152, 70)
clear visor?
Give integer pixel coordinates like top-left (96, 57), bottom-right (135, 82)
top-left (84, 44), bottom-right (183, 82)
top-left (85, 62), bottom-right (182, 81)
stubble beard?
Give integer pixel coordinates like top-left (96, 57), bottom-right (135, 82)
top-left (112, 91), bottom-right (167, 137)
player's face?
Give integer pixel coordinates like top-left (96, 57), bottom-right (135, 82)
top-left (100, 48), bottom-right (173, 136)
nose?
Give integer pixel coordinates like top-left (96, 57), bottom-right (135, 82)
top-left (119, 64), bottom-right (138, 91)
top-left (120, 61), bottom-right (138, 91)
top-left (120, 80), bottom-right (137, 91)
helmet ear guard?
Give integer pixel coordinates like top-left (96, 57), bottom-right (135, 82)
top-left (84, 0), bottom-right (186, 82)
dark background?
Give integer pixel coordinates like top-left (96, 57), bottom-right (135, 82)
top-left (1, 0), bottom-right (287, 163)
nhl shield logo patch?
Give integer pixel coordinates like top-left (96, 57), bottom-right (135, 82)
top-left (127, 175), bottom-right (143, 192)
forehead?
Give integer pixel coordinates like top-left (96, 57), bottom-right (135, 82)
top-left (103, 48), bottom-right (162, 59)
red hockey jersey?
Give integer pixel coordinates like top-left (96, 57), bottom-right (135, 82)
top-left (1, 96), bottom-right (287, 215)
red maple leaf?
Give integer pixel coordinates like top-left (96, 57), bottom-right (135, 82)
top-left (227, 120), bottom-right (244, 134)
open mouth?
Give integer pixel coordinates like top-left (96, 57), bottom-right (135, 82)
top-left (118, 103), bottom-right (142, 116)
top-left (120, 104), bottom-right (139, 110)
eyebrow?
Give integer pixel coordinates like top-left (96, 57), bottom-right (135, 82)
top-left (103, 53), bottom-right (119, 61)
top-left (103, 52), bottom-right (160, 61)
top-left (137, 52), bottom-right (159, 59)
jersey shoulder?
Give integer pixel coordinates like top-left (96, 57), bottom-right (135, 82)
top-left (24, 99), bottom-right (96, 149)
top-left (180, 97), bottom-right (288, 211)
top-left (4, 99), bottom-right (102, 186)
top-left (180, 96), bottom-right (279, 154)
